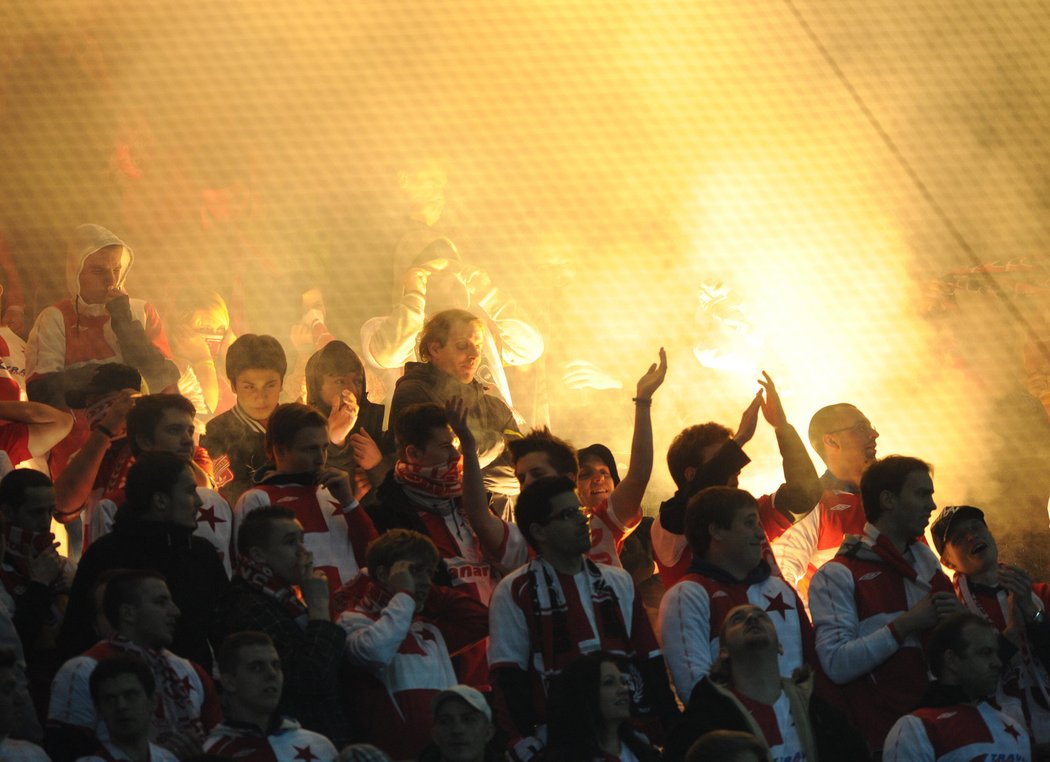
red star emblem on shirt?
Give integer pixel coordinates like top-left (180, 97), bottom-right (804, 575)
top-left (1004, 722), bottom-right (1021, 741)
top-left (763, 592), bottom-right (792, 618)
top-left (196, 505), bottom-right (226, 531)
top-left (294, 745), bottom-right (319, 761)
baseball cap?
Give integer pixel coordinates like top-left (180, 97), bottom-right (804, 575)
top-left (431, 685), bottom-right (492, 722)
top-left (929, 505), bottom-right (986, 556)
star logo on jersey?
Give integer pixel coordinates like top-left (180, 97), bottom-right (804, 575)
top-left (196, 505), bottom-right (226, 531)
top-left (763, 592), bottom-right (791, 618)
top-left (293, 746), bottom-right (319, 761)
top-left (828, 502), bottom-right (853, 511)
top-left (1004, 722), bottom-right (1021, 741)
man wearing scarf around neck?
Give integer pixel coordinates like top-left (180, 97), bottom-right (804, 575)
top-left (808, 455), bottom-right (963, 756)
top-left (234, 403), bottom-right (378, 596)
top-left (366, 398), bottom-right (528, 691)
top-left (930, 504), bottom-right (1050, 748)
top-left (488, 476), bottom-right (676, 762)
top-left (883, 613), bottom-right (1032, 761)
top-left (47, 569), bottom-right (221, 761)
top-left (658, 486), bottom-right (813, 707)
top-left (218, 506), bottom-right (349, 747)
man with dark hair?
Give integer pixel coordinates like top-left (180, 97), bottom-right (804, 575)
top-left (80, 393), bottom-right (233, 573)
top-left (664, 604), bottom-right (867, 762)
top-left (204, 631), bottom-right (337, 760)
top-left (0, 469), bottom-right (74, 720)
top-left (488, 476), bottom-right (675, 760)
top-left (0, 648), bottom-right (48, 761)
top-left (217, 506), bottom-right (348, 745)
top-left (929, 503), bottom-right (1050, 744)
top-left (48, 570), bottom-right (221, 760)
top-left (773, 402), bottom-right (880, 595)
top-left (808, 455), bottom-right (962, 754)
top-left (884, 613), bottom-right (1030, 760)
top-left (81, 654), bottom-right (177, 762)
top-left (652, 374), bottom-right (822, 586)
top-left (335, 529), bottom-right (488, 759)
top-left (202, 333), bottom-right (288, 505)
top-left (658, 487), bottom-right (812, 705)
top-left (505, 351), bottom-right (668, 568)
top-left (58, 452), bottom-right (229, 672)
top-left (235, 402), bottom-right (377, 594)
top-left (387, 309), bottom-right (523, 497)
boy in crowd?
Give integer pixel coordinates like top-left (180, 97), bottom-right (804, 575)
top-left (204, 631), bottom-right (337, 761)
top-left (203, 333), bottom-right (286, 505)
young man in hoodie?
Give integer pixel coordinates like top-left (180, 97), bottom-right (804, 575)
top-left (204, 631), bottom-right (337, 761)
top-left (808, 455), bottom-right (963, 755)
top-left (25, 224), bottom-right (179, 476)
top-left (883, 612), bottom-right (1031, 761)
top-left (234, 403), bottom-right (377, 594)
top-left (658, 487), bottom-right (812, 706)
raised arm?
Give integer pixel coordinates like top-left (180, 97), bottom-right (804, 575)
top-left (0, 400), bottom-right (74, 457)
top-left (758, 372), bottom-right (822, 517)
top-left (445, 396), bottom-right (507, 555)
top-left (608, 348), bottom-right (667, 527)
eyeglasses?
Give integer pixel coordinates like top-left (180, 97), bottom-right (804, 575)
top-left (826, 420), bottom-right (876, 437)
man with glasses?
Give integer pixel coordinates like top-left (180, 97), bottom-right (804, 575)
top-left (773, 403), bottom-right (880, 596)
top-left (488, 475), bottom-right (676, 761)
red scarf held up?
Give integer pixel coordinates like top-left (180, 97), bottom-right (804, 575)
top-left (394, 454), bottom-right (464, 499)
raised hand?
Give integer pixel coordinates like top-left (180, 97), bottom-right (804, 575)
top-left (444, 396), bottom-right (475, 449)
top-left (319, 466), bottom-right (354, 507)
top-left (733, 391), bottom-right (763, 446)
top-left (349, 428), bottom-right (383, 471)
top-left (757, 371), bottom-right (786, 429)
top-left (635, 348), bottom-right (668, 402)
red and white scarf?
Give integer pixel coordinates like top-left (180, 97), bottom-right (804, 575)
top-left (394, 454), bottom-right (464, 507)
top-left (237, 555), bottom-right (309, 626)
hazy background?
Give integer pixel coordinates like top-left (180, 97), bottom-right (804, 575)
top-left (3, 0), bottom-right (1050, 568)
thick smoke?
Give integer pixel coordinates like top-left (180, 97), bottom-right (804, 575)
top-left (2, 0), bottom-right (1050, 569)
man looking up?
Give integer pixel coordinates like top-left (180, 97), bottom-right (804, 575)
top-left (883, 613), bottom-right (1031, 761)
top-left (507, 349), bottom-right (668, 568)
top-left (808, 455), bottom-right (961, 754)
top-left (930, 503), bottom-right (1050, 744)
top-left (235, 403), bottom-right (377, 594)
top-left (658, 487), bottom-right (812, 705)
top-left (773, 402), bottom-right (879, 595)
top-left (203, 631), bottom-right (337, 761)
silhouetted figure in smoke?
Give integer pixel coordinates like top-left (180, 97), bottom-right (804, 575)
top-left (360, 160), bottom-right (544, 422)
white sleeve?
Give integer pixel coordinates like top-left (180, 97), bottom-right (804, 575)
top-left (360, 294), bottom-right (427, 370)
top-left (494, 521), bottom-right (529, 575)
top-left (337, 593), bottom-right (416, 669)
top-left (47, 657), bottom-right (97, 729)
top-left (772, 503), bottom-right (821, 588)
top-left (88, 499), bottom-right (118, 543)
top-left (650, 519), bottom-right (687, 569)
top-left (809, 563), bottom-right (900, 684)
top-left (882, 715), bottom-right (935, 762)
top-left (25, 307), bottom-right (67, 377)
top-left (488, 575), bottom-right (530, 669)
top-left (657, 582), bottom-right (711, 705)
